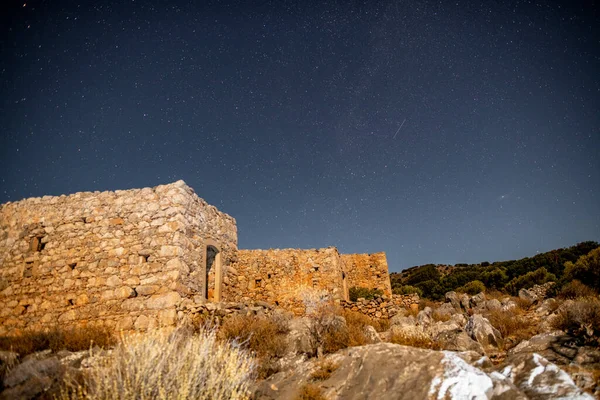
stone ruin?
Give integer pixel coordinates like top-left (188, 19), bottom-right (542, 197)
top-left (0, 180), bottom-right (413, 335)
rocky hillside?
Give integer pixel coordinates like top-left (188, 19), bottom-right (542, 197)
top-left (390, 241), bottom-right (599, 300)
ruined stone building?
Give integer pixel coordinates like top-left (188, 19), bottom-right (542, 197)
top-left (0, 181), bottom-right (392, 334)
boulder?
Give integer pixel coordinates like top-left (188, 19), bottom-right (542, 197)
top-left (518, 288), bottom-right (538, 304)
top-left (255, 343), bottom-right (527, 399)
top-left (535, 298), bottom-right (557, 317)
top-left (435, 329), bottom-right (485, 355)
top-left (363, 325), bottom-right (381, 344)
top-left (445, 291), bottom-right (462, 311)
top-left (435, 302), bottom-right (457, 317)
top-left (466, 314), bottom-right (504, 353)
top-left (501, 298), bottom-right (518, 311)
top-left (499, 353), bottom-right (594, 399)
top-left (1, 354), bottom-right (60, 400)
top-left (416, 307), bottom-right (433, 328)
top-left (470, 292), bottom-right (487, 308)
top-left (485, 299), bottom-right (502, 312)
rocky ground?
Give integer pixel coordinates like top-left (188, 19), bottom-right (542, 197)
top-left (1, 287), bottom-right (599, 399)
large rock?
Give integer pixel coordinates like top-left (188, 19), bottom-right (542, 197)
top-left (435, 329), bottom-right (485, 355)
top-left (435, 302), bottom-right (457, 317)
top-left (499, 353), bottom-right (594, 399)
top-left (518, 288), bottom-right (538, 304)
top-left (254, 343), bottom-right (524, 399)
top-left (485, 299), bottom-right (502, 312)
top-left (444, 292), bottom-right (461, 311)
top-left (470, 292), bottom-right (487, 308)
top-left (466, 314), bottom-right (504, 353)
top-left (416, 307), bottom-right (433, 328)
top-left (510, 331), bottom-right (600, 367)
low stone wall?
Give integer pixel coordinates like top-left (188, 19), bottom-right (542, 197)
top-left (341, 294), bottom-right (420, 319)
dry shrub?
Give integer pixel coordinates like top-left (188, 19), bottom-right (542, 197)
top-left (514, 296), bottom-right (533, 310)
top-left (0, 326), bottom-right (115, 356)
top-left (59, 328), bottom-right (255, 400)
top-left (484, 309), bottom-right (531, 342)
top-left (390, 328), bottom-right (440, 350)
top-left (310, 360), bottom-right (338, 381)
top-left (484, 289), bottom-right (506, 300)
top-left (431, 311), bottom-right (451, 322)
top-left (551, 297), bottom-right (600, 345)
top-left (295, 384), bottom-right (326, 400)
top-left (219, 315), bottom-right (288, 359)
top-left (418, 299), bottom-right (437, 311)
top-left (342, 310), bottom-right (388, 332)
top-left (558, 280), bottom-right (598, 299)
top-left (218, 314), bottom-right (289, 378)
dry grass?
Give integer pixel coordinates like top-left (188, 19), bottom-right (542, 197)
top-left (295, 384), bottom-right (327, 400)
top-left (59, 328), bottom-right (255, 400)
top-left (514, 296), bottom-right (534, 310)
top-left (551, 297), bottom-right (600, 345)
top-left (218, 314), bottom-right (289, 378)
top-left (218, 314), bottom-right (289, 359)
top-left (0, 326), bottom-right (115, 356)
top-left (484, 309), bottom-right (532, 343)
top-left (418, 299), bottom-right (438, 310)
top-left (431, 310), bottom-right (451, 322)
top-left (310, 360), bottom-right (338, 381)
top-left (558, 280), bottom-right (598, 299)
top-left (390, 328), bottom-right (440, 350)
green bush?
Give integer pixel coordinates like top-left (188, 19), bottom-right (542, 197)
top-left (564, 247), bottom-right (600, 293)
top-left (349, 287), bottom-right (383, 302)
top-left (457, 280), bottom-right (486, 295)
top-left (504, 267), bottom-right (557, 295)
top-left (392, 285), bottom-right (423, 296)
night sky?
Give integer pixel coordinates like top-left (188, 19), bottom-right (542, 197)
top-left (1, 0), bottom-right (599, 271)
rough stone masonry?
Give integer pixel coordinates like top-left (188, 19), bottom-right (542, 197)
top-left (0, 181), bottom-right (404, 334)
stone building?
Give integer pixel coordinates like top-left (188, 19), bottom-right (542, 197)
top-left (0, 181), bottom-right (393, 334)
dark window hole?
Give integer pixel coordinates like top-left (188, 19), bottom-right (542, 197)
top-left (69, 263), bottom-right (77, 270)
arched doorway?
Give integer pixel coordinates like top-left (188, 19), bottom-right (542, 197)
top-left (203, 240), bottom-right (222, 302)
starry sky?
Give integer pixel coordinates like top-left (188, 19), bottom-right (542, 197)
top-left (1, 0), bottom-right (599, 271)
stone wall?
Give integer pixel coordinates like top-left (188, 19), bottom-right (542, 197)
top-left (0, 180), bottom-right (237, 335)
top-left (224, 248), bottom-right (348, 314)
top-left (341, 294), bottom-right (419, 319)
top-left (342, 253), bottom-right (392, 296)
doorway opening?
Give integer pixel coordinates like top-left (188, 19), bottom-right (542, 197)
top-left (204, 241), bottom-right (222, 302)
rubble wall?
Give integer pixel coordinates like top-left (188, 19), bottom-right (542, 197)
top-left (224, 247), bottom-right (348, 314)
top-left (0, 180), bottom-right (237, 335)
top-left (342, 253), bottom-right (393, 296)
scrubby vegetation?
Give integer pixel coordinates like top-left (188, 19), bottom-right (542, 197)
top-left (390, 241), bottom-right (599, 300)
top-left (218, 314), bottom-right (289, 378)
top-left (0, 325), bottom-right (115, 356)
top-left (552, 297), bottom-right (600, 346)
top-left (59, 328), bottom-right (255, 400)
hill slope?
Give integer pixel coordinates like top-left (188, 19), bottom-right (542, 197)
top-left (390, 241), bottom-right (599, 299)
